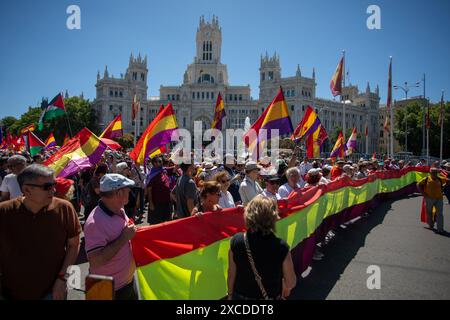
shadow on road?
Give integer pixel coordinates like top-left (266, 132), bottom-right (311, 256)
top-left (290, 195), bottom-right (419, 300)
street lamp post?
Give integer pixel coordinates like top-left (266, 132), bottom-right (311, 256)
top-left (393, 81), bottom-right (420, 153)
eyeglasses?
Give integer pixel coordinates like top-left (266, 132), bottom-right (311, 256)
top-left (221, 179), bottom-right (230, 183)
top-left (24, 182), bottom-right (57, 191)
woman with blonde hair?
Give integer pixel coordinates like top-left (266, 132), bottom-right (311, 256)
top-left (227, 195), bottom-right (296, 300)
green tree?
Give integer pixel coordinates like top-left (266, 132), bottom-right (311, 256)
top-left (0, 116), bottom-right (18, 130)
top-left (394, 100), bottom-right (450, 158)
top-left (115, 133), bottom-right (134, 149)
top-left (8, 107), bottom-right (42, 136)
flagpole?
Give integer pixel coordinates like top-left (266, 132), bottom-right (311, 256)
top-left (133, 88), bottom-right (137, 146)
top-left (389, 57), bottom-right (394, 158)
top-left (426, 98), bottom-right (430, 164)
top-left (342, 50), bottom-right (346, 141)
top-left (440, 90), bottom-right (444, 163)
top-left (365, 117), bottom-right (369, 155)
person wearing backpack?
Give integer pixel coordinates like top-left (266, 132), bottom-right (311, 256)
top-left (417, 167), bottom-right (447, 234)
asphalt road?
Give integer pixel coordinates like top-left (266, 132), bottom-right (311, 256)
top-left (290, 194), bottom-right (450, 300)
top-left (69, 194), bottom-right (450, 300)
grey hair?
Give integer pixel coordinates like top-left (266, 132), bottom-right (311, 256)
top-left (8, 155), bottom-right (27, 165)
top-left (286, 167), bottom-right (300, 177)
top-left (17, 164), bottom-right (55, 189)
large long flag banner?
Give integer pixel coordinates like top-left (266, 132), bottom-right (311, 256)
top-left (132, 167), bottom-right (429, 300)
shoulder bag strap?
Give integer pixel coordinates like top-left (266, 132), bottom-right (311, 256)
top-left (243, 232), bottom-right (270, 300)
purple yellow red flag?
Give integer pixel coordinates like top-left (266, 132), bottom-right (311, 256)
top-left (244, 87), bottom-right (293, 158)
top-left (44, 128), bottom-right (107, 178)
top-left (291, 105), bottom-right (321, 141)
top-left (211, 93), bottom-right (226, 130)
top-left (130, 103), bottom-right (178, 165)
top-left (330, 131), bottom-right (347, 158)
top-left (345, 128), bottom-right (358, 155)
top-left (100, 114), bottom-right (123, 139)
top-left (330, 57), bottom-right (344, 97)
top-left (44, 132), bottom-right (57, 150)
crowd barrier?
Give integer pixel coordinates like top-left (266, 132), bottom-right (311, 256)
top-left (131, 167), bottom-right (429, 300)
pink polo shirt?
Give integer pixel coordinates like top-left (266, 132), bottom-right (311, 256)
top-left (84, 201), bottom-right (136, 290)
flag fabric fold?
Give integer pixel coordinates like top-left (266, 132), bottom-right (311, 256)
top-left (44, 132), bottom-right (57, 150)
top-left (100, 114), bottom-right (123, 139)
top-left (38, 93), bottom-right (66, 130)
top-left (330, 57), bottom-right (344, 97)
top-left (130, 103), bottom-right (178, 165)
top-left (345, 128), bottom-right (358, 155)
top-left (211, 93), bottom-right (226, 130)
top-left (43, 128), bottom-right (107, 178)
top-left (27, 131), bottom-right (45, 156)
top-left (291, 106), bottom-right (321, 141)
top-left (244, 88), bottom-right (293, 158)
top-left (330, 131), bottom-right (347, 158)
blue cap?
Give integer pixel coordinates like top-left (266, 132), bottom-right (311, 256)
top-left (100, 173), bottom-right (135, 192)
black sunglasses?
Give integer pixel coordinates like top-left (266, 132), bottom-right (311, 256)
top-left (24, 182), bottom-right (57, 191)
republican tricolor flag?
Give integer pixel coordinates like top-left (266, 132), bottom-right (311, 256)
top-left (211, 93), bottom-right (226, 130)
top-left (100, 114), bottom-right (123, 139)
top-left (244, 87), bottom-right (293, 159)
top-left (345, 128), bottom-right (358, 156)
top-left (330, 57), bottom-right (344, 97)
top-left (291, 106), bottom-right (321, 141)
top-left (330, 131), bottom-right (347, 158)
top-left (130, 103), bottom-right (178, 165)
top-left (44, 128), bottom-right (107, 178)
top-left (44, 132), bottom-right (58, 150)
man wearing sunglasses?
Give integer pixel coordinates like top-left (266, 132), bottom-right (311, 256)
top-left (0, 164), bottom-right (81, 300)
top-left (0, 155), bottom-right (27, 202)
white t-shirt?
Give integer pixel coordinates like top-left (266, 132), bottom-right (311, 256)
top-left (219, 191), bottom-right (235, 209)
top-left (0, 174), bottom-right (23, 200)
top-left (278, 182), bottom-right (302, 199)
top-left (299, 162), bottom-right (313, 177)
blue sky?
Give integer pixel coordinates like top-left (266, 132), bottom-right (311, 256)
top-left (1, 0), bottom-right (449, 119)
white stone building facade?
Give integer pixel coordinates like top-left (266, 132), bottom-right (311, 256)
top-left (93, 15), bottom-right (381, 154)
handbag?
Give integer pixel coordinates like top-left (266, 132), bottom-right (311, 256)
top-left (243, 232), bottom-right (272, 300)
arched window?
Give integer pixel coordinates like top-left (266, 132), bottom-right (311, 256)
top-left (197, 74), bottom-right (215, 84)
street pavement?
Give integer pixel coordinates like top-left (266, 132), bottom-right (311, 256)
top-left (290, 194), bottom-right (450, 300)
top-left (69, 194), bottom-right (450, 300)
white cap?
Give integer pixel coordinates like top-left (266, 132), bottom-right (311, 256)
top-left (116, 162), bottom-right (129, 173)
top-left (307, 168), bottom-right (322, 176)
top-left (100, 173), bottom-right (135, 192)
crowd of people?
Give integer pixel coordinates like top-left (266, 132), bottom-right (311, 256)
top-left (0, 146), bottom-right (449, 300)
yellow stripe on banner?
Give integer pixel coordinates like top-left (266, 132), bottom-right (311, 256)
top-left (136, 170), bottom-right (427, 300)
